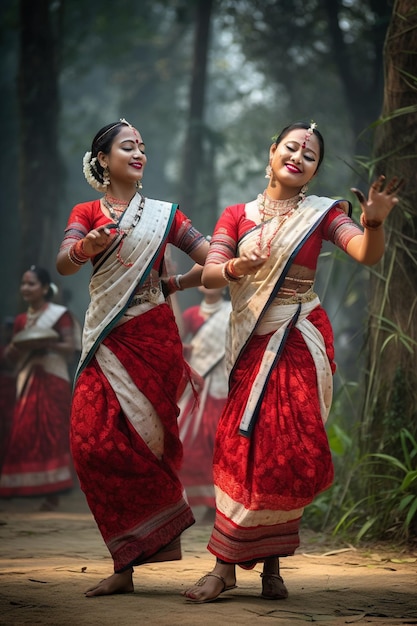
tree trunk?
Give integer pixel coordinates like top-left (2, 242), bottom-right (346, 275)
top-left (322, 0), bottom-right (390, 140)
top-left (361, 0), bottom-right (417, 453)
top-left (179, 0), bottom-right (214, 231)
top-left (18, 0), bottom-right (63, 276)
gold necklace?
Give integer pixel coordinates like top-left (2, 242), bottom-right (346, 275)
top-left (103, 194), bottom-right (130, 222)
top-left (257, 191), bottom-right (300, 222)
top-left (114, 194), bottom-right (146, 267)
top-left (25, 304), bottom-right (46, 328)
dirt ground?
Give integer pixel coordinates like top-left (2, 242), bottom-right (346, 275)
top-left (0, 488), bottom-right (416, 626)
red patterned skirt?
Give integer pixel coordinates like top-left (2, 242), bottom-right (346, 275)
top-left (208, 305), bottom-right (335, 565)
top-left (0, 366), bottom-right (73, 497)
top-left (71, 304), bottom-right (194, 572)
top-left (179, 392), bottom-right (227, 508)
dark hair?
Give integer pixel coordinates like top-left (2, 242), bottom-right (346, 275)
top-left (274, 122), bottom-right (325, 171)
top-left (26, 265), bottom-right (54, 300)
top-left (89, 121), bottom-right (129, 182)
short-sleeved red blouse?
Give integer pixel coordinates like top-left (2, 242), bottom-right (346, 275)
top-left (60, 199), bottom-right (205, 270)
top-left (208, 203), bottom-right (361, 270)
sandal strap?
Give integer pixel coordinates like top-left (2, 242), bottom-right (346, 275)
top-left (196, 573), bottom-right (226, 591)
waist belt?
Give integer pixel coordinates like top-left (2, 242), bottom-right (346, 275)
top-left (128, 284), bottom-right (164, 307)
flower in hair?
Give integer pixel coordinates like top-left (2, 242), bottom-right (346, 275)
top-left (119, 117), bottom-right (133, 127)
top-left (82, 151), bottom-right (107, 193)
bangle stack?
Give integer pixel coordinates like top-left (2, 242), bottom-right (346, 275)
top-left (175, 274), bottom-right (184, 290)
top-left (67, 240), bottom-right (91, 266)
top-left (166, 274), bottom-right (184, 296)
top-left (360, 214), bottom-right (383, 231)
top-left (222, 258), bottom-right (244, 282)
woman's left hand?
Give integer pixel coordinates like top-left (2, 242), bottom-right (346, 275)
top-left (351, 175), bottom-right (404, 227)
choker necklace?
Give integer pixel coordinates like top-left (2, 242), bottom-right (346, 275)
top-left (200, 299), bottom-right (224, 315)
top-left (103, 194), bottom-right (130, 222)
top-left (257, 191), bottom-right (300, 222)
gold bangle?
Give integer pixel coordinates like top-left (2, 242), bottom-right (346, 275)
top-left (221, 262), bottom-right (239, 283)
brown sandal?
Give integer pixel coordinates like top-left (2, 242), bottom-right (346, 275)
top-left (260, 572), bottom-right (288, 600)
top-left (184, 572), bottom-right (237, 604)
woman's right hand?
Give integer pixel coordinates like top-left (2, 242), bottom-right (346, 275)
top-left (81, 225), bottom-right (117, 257)
top-left (233, 245), bottom-right (269, 276)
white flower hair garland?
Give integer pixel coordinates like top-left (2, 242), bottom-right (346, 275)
top-left (83, 151), bottom-right (108, 193)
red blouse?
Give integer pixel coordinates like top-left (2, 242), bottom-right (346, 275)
top-left (208, 202), bottom-right (361, 270)
top-left (60, 199), bottom-right (205, 270)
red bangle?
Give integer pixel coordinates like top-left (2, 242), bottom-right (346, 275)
top-left (222, 259), bottom-right (244, 282)
top-left (360, 214), bottom-right (383, 231)
top-left (67, 240), bottom-right (91, 266)
top-left (227, 259), bottom-right (244, 278)
top-left (167, 276), bottom-right (178, 295)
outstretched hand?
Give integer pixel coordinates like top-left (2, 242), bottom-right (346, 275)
top-left (82, 224), bottom-right (117, 257)
top-left (350, 175), bottom-right (404, 227)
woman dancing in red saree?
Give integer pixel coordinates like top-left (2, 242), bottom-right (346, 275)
top-left (0, 266), bottom-right (77, 510)
top-left (57, 119), bottom-right (209, 597)
top-left (183, 121), bottom-right (403, 603)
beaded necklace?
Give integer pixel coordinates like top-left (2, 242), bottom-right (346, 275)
top-left (105, 194), bottom-right (146, 267)
top-left (25, 304), bottom-right (47, 328)
top-left (256, 191), bottom-right (300, 255)
top-left (103, 194), bottom-right (130, 222)
top-left (257, 191), bottom-right (299, 222)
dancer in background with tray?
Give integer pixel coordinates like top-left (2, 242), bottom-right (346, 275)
top-left (0, 265), bottom-right (79, 510)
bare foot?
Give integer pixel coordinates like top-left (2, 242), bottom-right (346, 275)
top-left (183, 569), bottom-right (237, 603)
top-left (85, 569), bottom-right (134, 597)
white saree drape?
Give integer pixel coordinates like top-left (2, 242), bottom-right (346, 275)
top-left (77, 194), bottom-right (176, 377)
top-left (226, 195), bottom-right (349, 437)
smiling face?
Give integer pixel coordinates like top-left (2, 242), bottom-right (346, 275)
top-left (269, 128), bottom-right (321, 196)
top-left (98, 125), bottom-right (147, 188)
top-left (20, 271), bottom-right (48, 308)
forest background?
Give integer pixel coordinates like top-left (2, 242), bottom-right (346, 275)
top-left (0, 0), bottom-right (416, 544)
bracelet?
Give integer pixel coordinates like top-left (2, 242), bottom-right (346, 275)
top-left (227, 258), bottom-right (244, 279)
top-left (67, 240), bottom-right (90, 266)
top-left (360, 214), bottom-right (383, 231)
top-left (221, 259), bottom-right (243, 283)
top-left (175, 274), bottom-right (184, 290)
top-left (166, 276), bottom-right (179, 296)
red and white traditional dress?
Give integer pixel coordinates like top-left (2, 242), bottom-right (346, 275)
top-left (205, 195), bottom-right (361, 566)
top-left (178, 298), bottom-right (231, 508)
top-left (62, 193), bottom-right (206, 573)
top-left (0, 303), bottom-right (76, 497)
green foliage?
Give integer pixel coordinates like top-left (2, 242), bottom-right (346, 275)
top-left (333, 429), bottom-right (417, 542)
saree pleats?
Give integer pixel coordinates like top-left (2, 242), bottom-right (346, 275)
top-left (70, 304), bottom-right (194, 572)
top-left (0, 366), bottom-right (73, 496)
top-left (180, 393), bottom-right (226, 508)
top-left (208, 306), bottom-right (335, 565)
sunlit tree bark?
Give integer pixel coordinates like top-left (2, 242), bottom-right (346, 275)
top-left (361, 0), bottom-right (417, 453)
